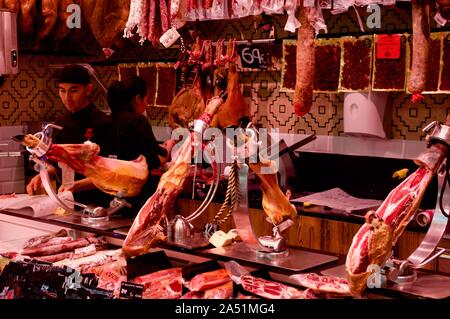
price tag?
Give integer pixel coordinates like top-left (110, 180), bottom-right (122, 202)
top-left (119, 282), bottom-right (144, 299)
top-left (238, 44), bottom-right (267, 69)
top-left (376, 34), bottom-right (401, 59)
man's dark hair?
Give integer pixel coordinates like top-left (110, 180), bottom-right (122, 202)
top-left (58, 64), bottom-right (91, 85)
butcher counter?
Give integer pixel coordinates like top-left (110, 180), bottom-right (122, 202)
top-left (2, 197), bottom-right (450, 300)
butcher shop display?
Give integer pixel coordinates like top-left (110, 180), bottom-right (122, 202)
top-left (15, 135), bottom-right (149, 198)
top-left (346, 116), bottom-right (450, 296)
top-left (2, 0), bottom-right (450, 302)
top-left (122, 96), bottom-right (226, 256)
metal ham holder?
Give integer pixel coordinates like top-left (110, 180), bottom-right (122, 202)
top-left (383, 121), bottom-right (450, 286)
top-left (202, 125), bottom-right (338, 272)
top-left (19, 124), bottom-right (131, 227)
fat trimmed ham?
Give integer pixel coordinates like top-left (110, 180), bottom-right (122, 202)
top-left (345, 116), bottom-right (450, 295)
top-left (17, 136), bottom-right (149, 198)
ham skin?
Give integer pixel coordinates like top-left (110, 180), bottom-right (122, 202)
top-left (18, 135), bottom-right (149, 198)
top-left (345, 116), bottom-right (450, 295)
top-left (36, 0), bottom-right (59, 41)
top-left (210, 63), bottom-right (250, 129)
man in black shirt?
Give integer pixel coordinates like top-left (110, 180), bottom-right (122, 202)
top-left (26, 64), bottom-right (119, 209)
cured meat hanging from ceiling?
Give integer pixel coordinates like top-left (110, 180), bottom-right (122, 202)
top-left (372, 34), bottom-right (408, 91)
top-left (407, 0), bottom-right (431, 103)
top-left (35, 0), bottom-right (59, 44)
top-left (81, 0), bottom-right (131, 51)
top-left (3, 0), bottom-right (19, 14)
top-left (124, 0), bottom-right (172, 47)
top-left (293, 3), bottom-right (316, 117)
top-left (281, 38), bottom-right (341, 94)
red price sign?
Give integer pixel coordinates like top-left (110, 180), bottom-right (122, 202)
top-left (376, 34), bottom-right (401, 59)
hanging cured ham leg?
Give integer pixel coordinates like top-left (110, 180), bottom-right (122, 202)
top-left (248, 161), bottom-right (296, 225)
top-left (122, 96), bottom-right (225, 256)
top-left (81, 0), bottom-right (130, 49)
top-left (210, 63), bottom-right (250, 129)
top-left (4, 0), bottom-right (20, 14)
top-left (20, 0), bottom-right (37, 35)
top-left (407, 0), bottom-right (431, 103)
top-left (16, 137), bottom-right (149, 197)
top-left (36, 0), bottom-right (59, 41)
top-left (293, 4), bottom-right (315, 116)
top-left (345, 116), bottom-right (450, 296)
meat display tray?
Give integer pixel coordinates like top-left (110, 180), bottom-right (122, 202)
top-left (321, 263), bottom-right (450, 299)
top-left (47, 214), bottom-right (134, 231)
top-left (202, 242), bottom-right (338, 272)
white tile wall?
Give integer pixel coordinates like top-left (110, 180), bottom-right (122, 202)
top-left (0, 126), bottom-right (27, 194)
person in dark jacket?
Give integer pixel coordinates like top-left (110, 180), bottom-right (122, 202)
top-left (108, 76), bottom-right (175, 217)
top-left (26, 64), bottom-right (119, 209)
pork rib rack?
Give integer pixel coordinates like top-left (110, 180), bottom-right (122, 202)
top-left (345, 116), bottom-right (450, 295)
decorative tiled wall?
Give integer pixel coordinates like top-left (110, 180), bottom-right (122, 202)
top-left (1, 5), bottom-right (449, 141)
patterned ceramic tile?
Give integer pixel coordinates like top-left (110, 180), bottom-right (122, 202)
top-left (0, 6), bottom-right (449, 142)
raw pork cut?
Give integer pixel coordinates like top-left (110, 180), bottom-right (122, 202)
top-left (183, 269), bottom-right (231, 292)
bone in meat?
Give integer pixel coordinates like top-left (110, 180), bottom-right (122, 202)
top-left (407, 0), bottom-right (431, 103)
top-left (345, 117), bottom-right (450, 295)
top-left (290, 273), bottom-right (351, 296)
top-left (17, 137), bottom-right (149, 198)
top-left (210, 63), bottom-right (250, 129)
top-left (122, 97), bottom-right (224, 256)
top-left (81, 0), bottom-right (130, 48)
top-left (168, 68), bottom-right (206, 128)
top-left (249, 161), bottom-right (297, 225)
